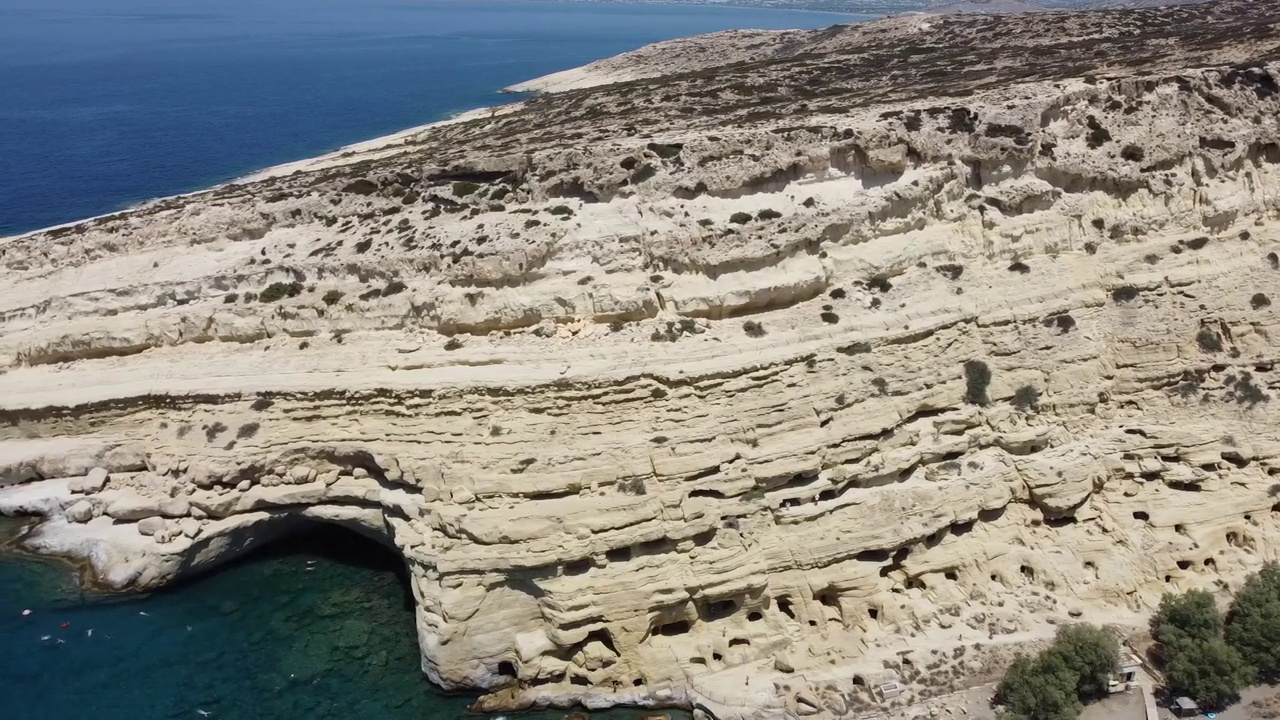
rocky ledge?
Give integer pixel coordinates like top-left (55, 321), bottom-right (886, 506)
top-left (2, 1), bottom-right (1280, 718)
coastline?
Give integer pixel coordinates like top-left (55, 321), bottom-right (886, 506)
top-left (0, 1), bottom-right (867, 245)
top-left (0, 103), bottom-right (526, 245)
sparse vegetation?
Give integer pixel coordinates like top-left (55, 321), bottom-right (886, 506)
top-left (1226, 371), bottom-right (1270, 408)
top-left (1008, 261), bottom-right (1031, 274)
top-left (250, 397), bottom-right (273, 412)
top-left (444, 337), bottom-right (464, 351)
top-left (548, 205), bottom-right (573, 217)
top-left (820, 311), bottom-right (839, 324)
top-left (224, 293), bottom-right (239, 304)
top-left (651, 387), bottom-right (668, 399)
top-left (382, 280), bottom-right (407, 297)
top-left (829, 288), bottom-right (847, 300)
top-left (204, 422), bottom-right (228, 442)
top-left (524, 218), bottom-right (542, 229)
top-left (259, 281), bottom-right (303, 303)
top-left (757, 209), bottom-right (782, 221)
top-left (1085, 115), bottom-right (1112, 148)
top-left (1043, 314), bottom-right (1076, 334)
top-left (871, 377), bottom-right (889, 396)
top-left (743, 320), bottom-right (767, 338)
top-left (617, 477), bottom-right (647, 496)
top-left (322, 290), bottom-right (344, 306)
top-left (1197, 327), bottom-right (1225, 354)
top-left (1253, 293), bottom-right (1272, 310)
top-left (729, 212), bottom-right (753, 225)
top-left (963, 360), bottom-right (992, 406)
top-left (236, 422), bottom-right (260, 439)
top-left (1011, 385), bottom-right (1041, 413)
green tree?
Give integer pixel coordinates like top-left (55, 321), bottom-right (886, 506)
top-left (1153, 590), bottom-right (1223, 649)
top-left (1226, 562), bottom-right (1280, 679)
top-left (997, 652), bottom-right (1083, 720)
top-left (1050, 624), bottom-right (1120, 701)
top-left (1164, 638), bottom-right (1253, 709)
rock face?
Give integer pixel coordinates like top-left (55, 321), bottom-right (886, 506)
top-left (2, 1), bottom-right (1280, 718)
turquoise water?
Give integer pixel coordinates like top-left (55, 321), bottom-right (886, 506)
top-left (0, 0), bottom-right (868, 236)
top-left (0, 518), bottom-right (686, 719)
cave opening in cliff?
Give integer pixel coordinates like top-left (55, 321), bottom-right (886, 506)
top-left (166, 520), bottom-right (414, 611)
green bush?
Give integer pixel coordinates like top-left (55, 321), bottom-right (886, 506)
top-left (729, 212), bottom-right (753, 225)
top-left (757, 209), bottom-right (782, 221)
top-left (743, 320), bottom-right (767, 338)
top-left (452, 181), bottom-right (481, 197)
top-left (1226, 563), bottom-right (1280, 679)
top-left (322, 290), bottom-right (344, 306)
top-left (963, 360), bottom-right (992, 406)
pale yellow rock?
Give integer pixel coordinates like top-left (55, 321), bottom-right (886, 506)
top-left (0, 3), bottom-right (1278, 720)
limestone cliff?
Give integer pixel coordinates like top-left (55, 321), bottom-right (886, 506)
top-left (2, 1), bottom-right (1280, 718)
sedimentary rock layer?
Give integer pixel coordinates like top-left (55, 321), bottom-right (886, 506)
top-left (2, 1), bottom-right (1280, 718)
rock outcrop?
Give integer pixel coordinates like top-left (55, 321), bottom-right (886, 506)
top-left (3, 1), bottom-right (1280, 718)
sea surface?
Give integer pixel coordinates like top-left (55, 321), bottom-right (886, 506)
top-left (0, 518), bottom-right (685, 720)
top-left (0, 0), bottom-right (869, 236)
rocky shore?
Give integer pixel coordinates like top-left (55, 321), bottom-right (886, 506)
top-left (3, 1), bottom-right (1280, 718)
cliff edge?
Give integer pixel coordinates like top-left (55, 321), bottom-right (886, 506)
top-left (3, 1), bottom-right (1280, 718)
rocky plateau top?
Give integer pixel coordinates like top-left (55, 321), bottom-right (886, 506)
top-left (2, 1), bottom-right (1280, 718)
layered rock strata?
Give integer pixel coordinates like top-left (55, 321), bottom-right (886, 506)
top-left (3, 1), bottom-right (1280, 718)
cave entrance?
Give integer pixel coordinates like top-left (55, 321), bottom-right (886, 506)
top-left (232, 521), bottom-right (413, 607)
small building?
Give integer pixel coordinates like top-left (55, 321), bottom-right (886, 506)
top-left (1108, 652), bottom-right (1143, 693)
top-left (876, 681), bottom-right (904, 700)
top-left (1171, 696), bottom-right (1199, 717)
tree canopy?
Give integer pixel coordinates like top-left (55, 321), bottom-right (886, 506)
top-left (1226, 562), bottom-right (1280, 679)
top-left (998, 653), bottom-right (1083, 720)
top-left (1153, 589), bottom-right (1253, 709)
top-left (995, 624), bottom-right (1117, 720)
top-left (1153, 589), bottom-right (1223, 649)
top-left (1163, 637), bottom-right (1254, 710)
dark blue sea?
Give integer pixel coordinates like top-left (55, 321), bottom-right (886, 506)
top-left (0, 0), bottom-right (865, 236)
